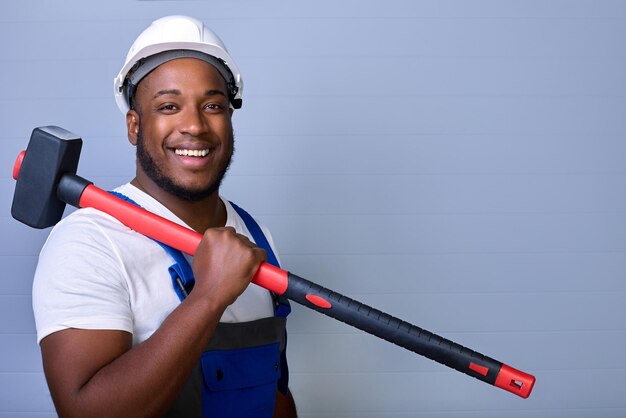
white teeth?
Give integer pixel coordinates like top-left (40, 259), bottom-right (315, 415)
top-left (175, 148), bottom-right (209, 157)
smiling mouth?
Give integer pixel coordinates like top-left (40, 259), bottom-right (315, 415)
top-left (174, 148), bottom-right (210, 157)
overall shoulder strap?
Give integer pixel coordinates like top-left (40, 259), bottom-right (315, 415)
top-left (229, 201), bottom-right (291, 318)
top-left (228, 201), bottom-right (279, 268)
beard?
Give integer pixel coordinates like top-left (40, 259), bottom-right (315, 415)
top-left (135, 124), bottom-right (234, 202)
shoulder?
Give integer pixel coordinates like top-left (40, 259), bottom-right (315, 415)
top-left (34, 203), bottom-right (144, 290)
top-left (35, 207), bottom-right (129, 285)
top-left (41, 206), bottom-right (127, 254)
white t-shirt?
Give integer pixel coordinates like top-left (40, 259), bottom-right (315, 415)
top-left (32, 183), bottom-right (276, 345)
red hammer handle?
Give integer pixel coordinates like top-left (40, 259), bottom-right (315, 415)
top-left (78, 184), bottom-right (534, 398)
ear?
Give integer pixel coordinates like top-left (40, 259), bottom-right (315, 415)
top-left (126, 110), bottom-right (140, 146)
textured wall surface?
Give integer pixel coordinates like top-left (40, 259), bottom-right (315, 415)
top-left (2, 1), bottom-right (626, 416)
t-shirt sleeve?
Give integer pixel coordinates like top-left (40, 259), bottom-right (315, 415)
top-left (32, 211), bottom-right (133, 344)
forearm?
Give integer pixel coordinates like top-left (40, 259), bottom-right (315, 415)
top-left (46, 293), bottom-right (225, 418)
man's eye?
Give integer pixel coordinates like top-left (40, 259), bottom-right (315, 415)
top-left (205, 103), bottom-right (224, 111)
top-left (158, 104), bottom-right (178, 111)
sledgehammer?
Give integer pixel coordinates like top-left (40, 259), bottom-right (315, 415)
top-left (12, 126), bottom-right (535, 398)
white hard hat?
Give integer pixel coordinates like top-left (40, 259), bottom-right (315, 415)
top-left (113, 15), bottom-right (243, 114)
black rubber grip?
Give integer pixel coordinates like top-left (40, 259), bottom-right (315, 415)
top-left (284, 272), bottom-right (503, 385)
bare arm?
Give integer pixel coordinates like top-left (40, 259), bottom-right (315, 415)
top-left (40, 227), bottom-right (265, 418)
top-left (274, 389), bottom-right (298, 418)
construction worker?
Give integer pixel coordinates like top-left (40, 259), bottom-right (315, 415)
top-left (32, 15), bottom-right (297, 417)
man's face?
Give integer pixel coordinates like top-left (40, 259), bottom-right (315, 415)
top-left (128, 58), bottom-right (234, 201)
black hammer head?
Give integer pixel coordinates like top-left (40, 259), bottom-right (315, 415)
top-left (11, 126), bottom-right (83, 229)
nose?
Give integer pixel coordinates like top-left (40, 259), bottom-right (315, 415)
top-left (178, 106), bottom-right (208, 137)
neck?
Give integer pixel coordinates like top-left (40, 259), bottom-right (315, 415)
top-left (131, 174), bottom-right (226, 233)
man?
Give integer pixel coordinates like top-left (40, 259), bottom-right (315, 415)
top-left (32, 15), bottom-right (297, 417)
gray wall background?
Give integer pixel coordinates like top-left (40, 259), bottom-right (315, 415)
top-left (2, 0), bottom-right (626, 417)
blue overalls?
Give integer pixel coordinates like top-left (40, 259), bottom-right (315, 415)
top-left (110, 193), bottom-right (290, 418)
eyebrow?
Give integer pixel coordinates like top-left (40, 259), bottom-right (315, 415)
top-left (153, 89), bottom-right (180, 98)
top-left (204, 89), bottom-right (227, 98)
top-left (153, 89), bottom-right (227, 99)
